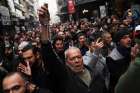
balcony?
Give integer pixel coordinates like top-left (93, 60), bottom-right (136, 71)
top-left (14, 2), bottom-right (25, 12)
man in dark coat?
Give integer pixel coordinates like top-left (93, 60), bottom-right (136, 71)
top-left (115, 25), bottom-right (140, 93)
top-left (39, 4), bottom-right (107, 93)
top-left (17, 41), bottom-right (53, 93)
top-left (106, 29), bottom-right (132, 93)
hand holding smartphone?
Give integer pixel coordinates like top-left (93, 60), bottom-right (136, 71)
top-left (38, 3), bottom-right (50, 25)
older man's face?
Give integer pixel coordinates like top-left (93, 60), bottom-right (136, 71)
top-left (66, 49), bottom-right (84, 73)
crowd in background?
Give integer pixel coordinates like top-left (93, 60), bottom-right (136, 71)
top-left (0, 5), bottom-right (140, 93)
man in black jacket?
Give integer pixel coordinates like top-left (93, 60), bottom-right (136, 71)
top-left (115, 25), bottom-right (140, 93)
top-left (106, 29), bottom-right (132, 93)
top-left (17, 41), bottom-right (53, 93)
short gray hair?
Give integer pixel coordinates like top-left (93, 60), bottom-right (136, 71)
top-left (64, 47), bottom-right (80, 60)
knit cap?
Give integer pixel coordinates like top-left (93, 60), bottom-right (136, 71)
top-left (114, 28), bottom-right (130, 43)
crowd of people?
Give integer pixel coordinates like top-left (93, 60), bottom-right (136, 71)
top-left (0, 4), bottom-right (140, 93)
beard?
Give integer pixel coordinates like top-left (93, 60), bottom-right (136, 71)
top-left (31, 59), bottom-right (42, 70)
top-left (56, 48), bottom-right (64, 54)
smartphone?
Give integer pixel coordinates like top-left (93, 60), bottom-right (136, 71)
top-left (44, 3), bottom-right (48, 8)
top-left (45, 3), bottom-right (50, 18)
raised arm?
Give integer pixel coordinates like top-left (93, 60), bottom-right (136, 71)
top-left (38, 3), bottom-right (50, 42)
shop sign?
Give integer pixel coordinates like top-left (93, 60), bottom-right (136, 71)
top-left (67, 0), bottom-right (75, 14)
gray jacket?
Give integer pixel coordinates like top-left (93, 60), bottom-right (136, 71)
top-left (83, 50), bottom-right (110, 89)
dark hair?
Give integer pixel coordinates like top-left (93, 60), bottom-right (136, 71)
top-left (21, 42), bottom-right (39, 55)
top-left (113, 28), bottom-right (130, 43)
top-left (2, 72), bottom-right (29, 93)
top-left (76, 31), bottom-right (86, 39)
top-left (52, 36), bottom-right (64, 48)
top-left (0, 67), bottom-right (8, 81)
top-left (2, 72), bottom-right (26, 82)
top-left (32, 46), bottom-right (40, 55)
top-left (21, 42), bottom-right (33, 52)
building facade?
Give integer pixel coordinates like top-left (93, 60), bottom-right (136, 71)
top-left (56, 0), bottom-right (68, 22)
top-left (0, 0), bottom-right (11, 34)
top-left (0, 0), bottom-right (38, 34)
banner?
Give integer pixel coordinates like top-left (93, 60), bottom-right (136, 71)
top-left (67, 0), bottom-right (75, 14)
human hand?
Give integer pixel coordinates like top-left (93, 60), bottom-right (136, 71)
top-left (131, 44), bottom-right (140, 62)
top-left (17, 61), bottom-right (32, 76)
top-left (94, 38), bottom-right (104, 49)
top-left (26, 82), bottom-right (38, 93)
top-left (38, 3), bottom-right (50, 25)
top-left (90, 38), bottom-right (104, 52)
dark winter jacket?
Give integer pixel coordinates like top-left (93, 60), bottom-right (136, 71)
top-left (106, 46), bottom-right (131, 93)
top-left (115, 56), bottom-right (140, 93)
top-left (42, 41), bottom-right (107, 93)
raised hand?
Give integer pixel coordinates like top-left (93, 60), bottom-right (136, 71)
top-left (131, 44), bottom-right (140, 63)
top-left (26, 82), bottom-right (38, 93)
top-left (38, 3), bottom-right (50, 25)
top-left (90, 38), bottom-right (104, 53)
top-left (94, 38), bottom-right (104, 49)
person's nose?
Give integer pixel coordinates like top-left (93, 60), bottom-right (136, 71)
top-left (110, 37), bottom-right (112, 41)
top-left (128, 37), bottom-right (131, 42)
top-left (9, 90), bottom-right (13, 93)
top-left (74, 57), bottom-right (79, 63)
top-left (58, 45), bottom-right (62, 48)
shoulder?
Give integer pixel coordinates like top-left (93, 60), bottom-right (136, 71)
top-left (108, 48), bottom-right (124, 61)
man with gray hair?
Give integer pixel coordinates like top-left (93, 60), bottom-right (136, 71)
top-left (55, 46), bottom-right (107, 93)
top-left (64, 47), bottom-right (85, 73)
top-left (38, 4), bottom-right (107, 93)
